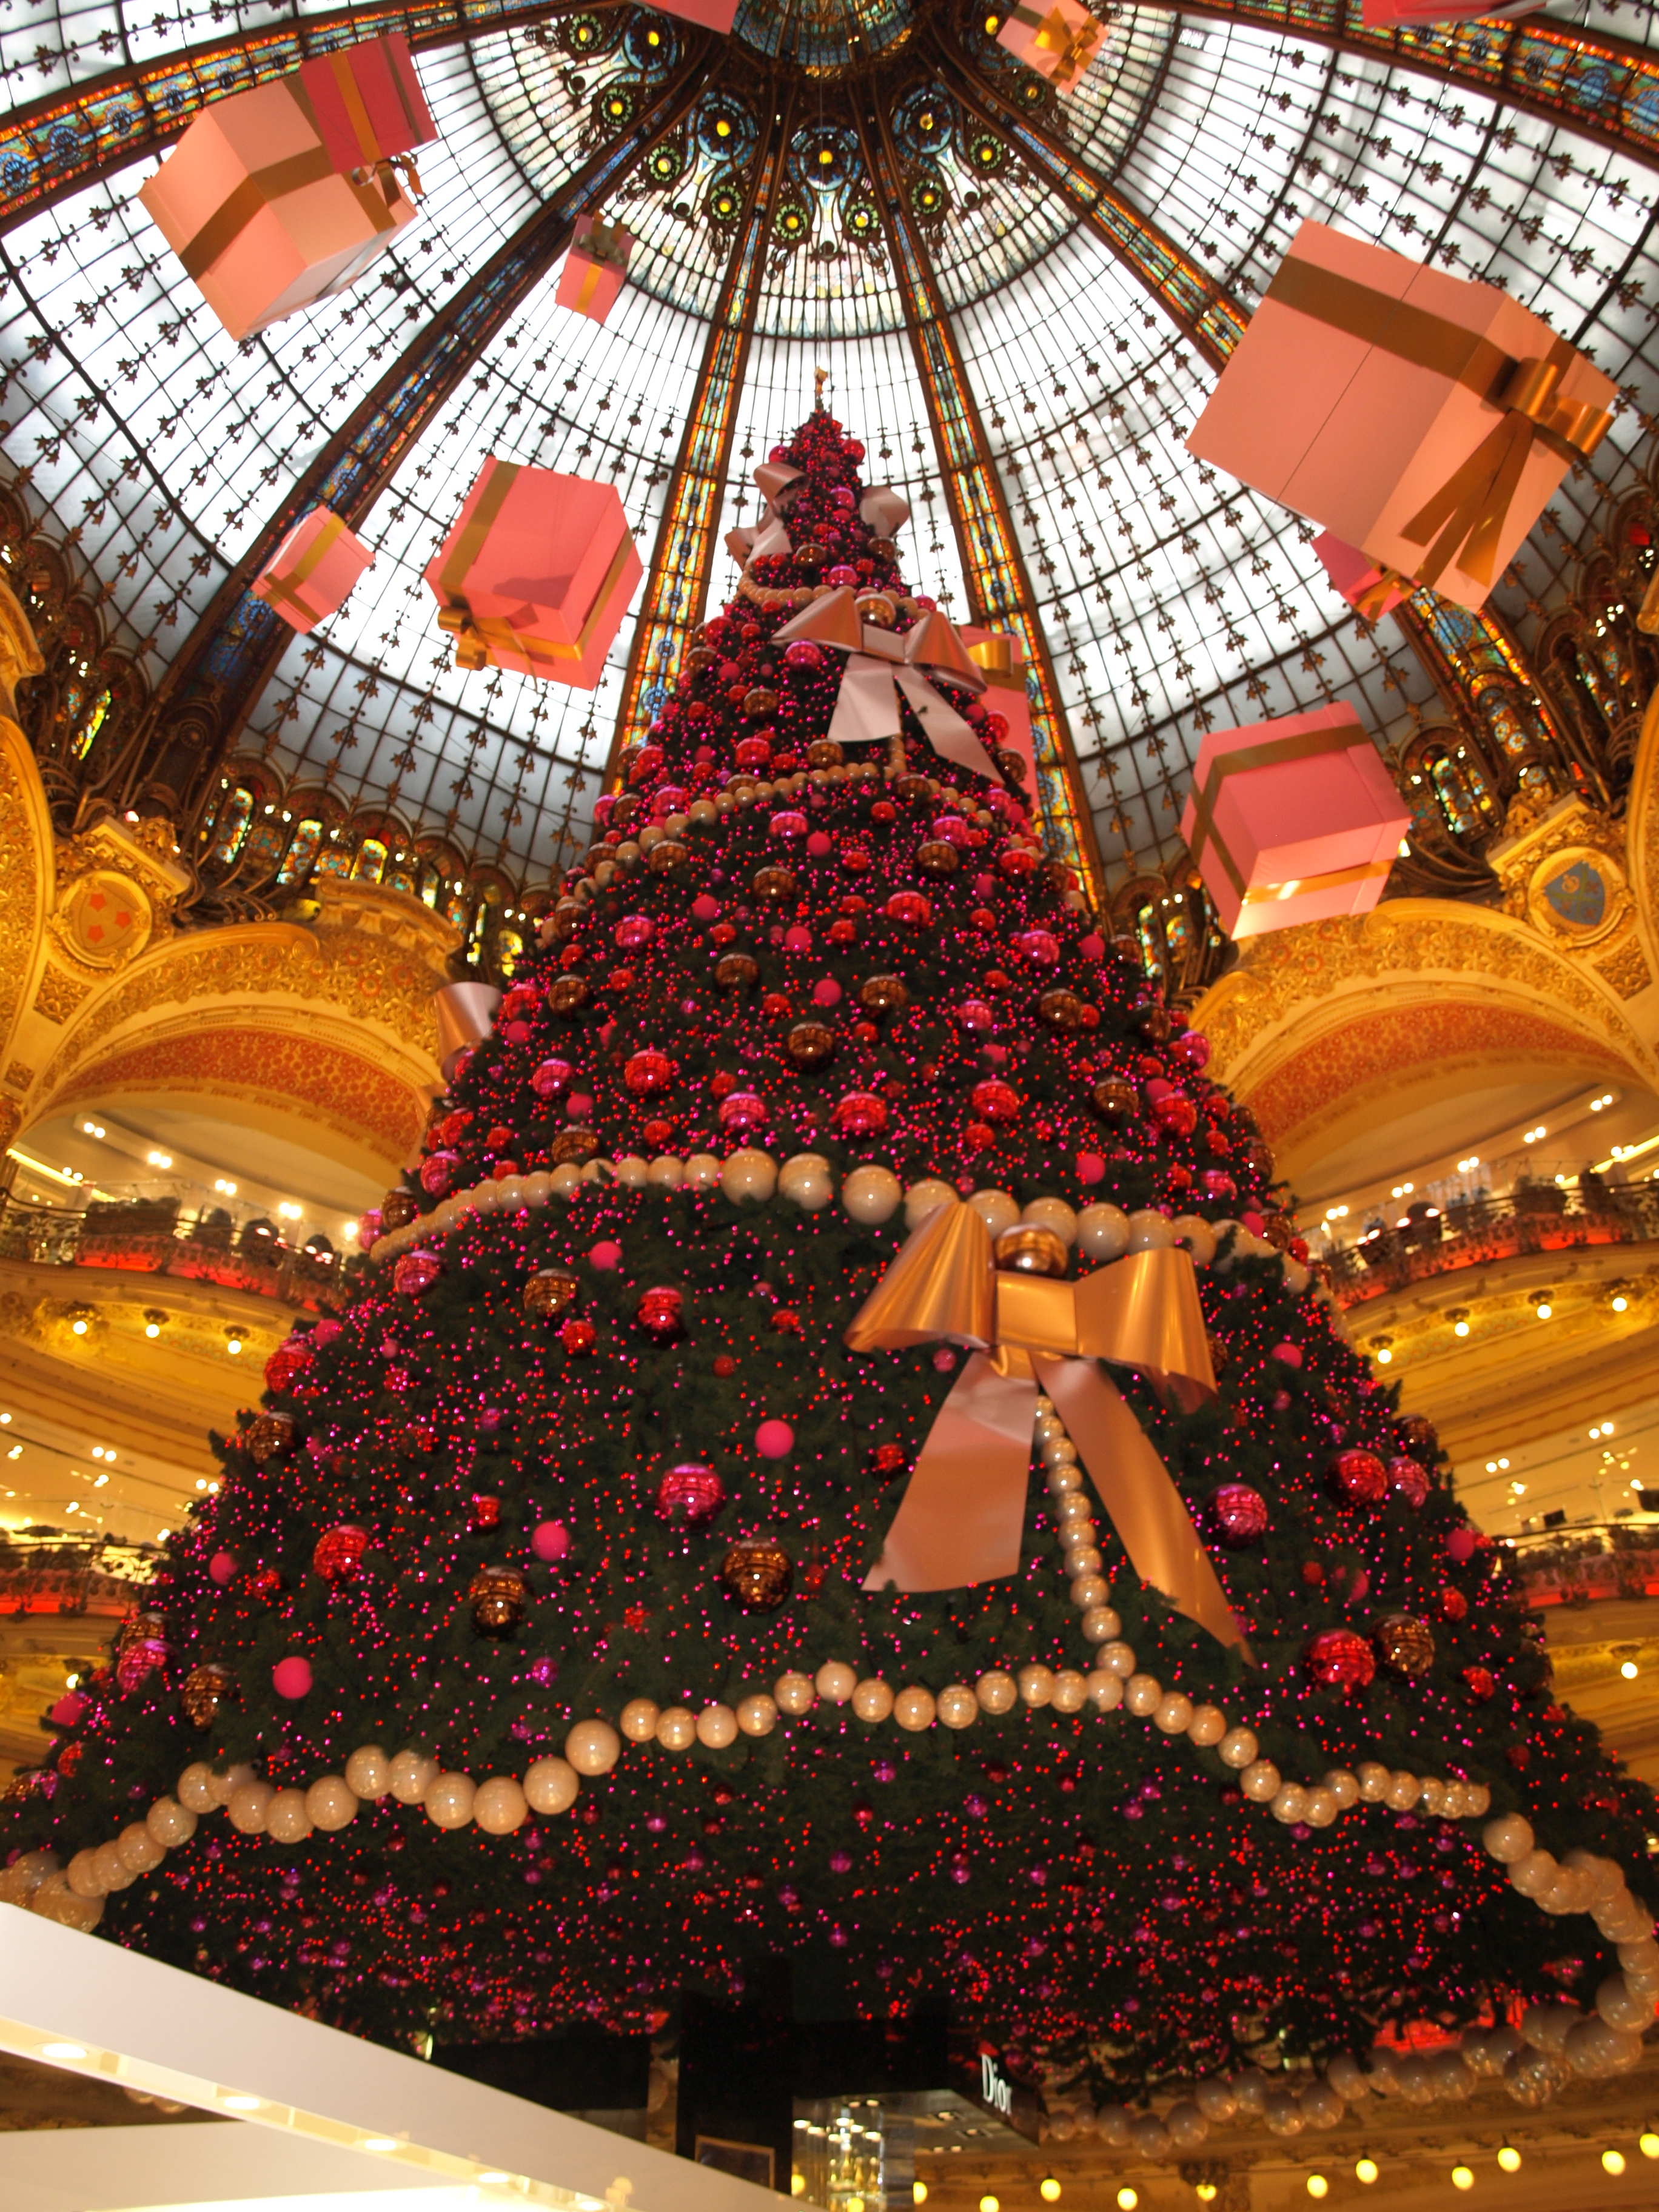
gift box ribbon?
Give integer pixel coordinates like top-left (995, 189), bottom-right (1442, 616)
top-left (1265, 256), bottom-right (1612, 589)
top-left (252, 509), bottom-right (349, 620)
top-left (1008, 2), bottom-right (1102, 82)
top-left (849, 1203), bottom-right (1247, 1652)
top-left (435, 461), bottom-right (635, 672)
top-left (432, 980), bottom-right (501, 1082)
top-left (176, 144), bottom-right (407, 280)
top-left (294, 45), bottom-right (431, 169)
top-left (1185, 718), bottom-right (1394, 905)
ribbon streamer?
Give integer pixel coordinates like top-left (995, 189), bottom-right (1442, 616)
top-left (775, 588), bottom-right (999, 782)
top-left (432, 981), bottom-right (501, 1083)
top-left (848, 1203), bottom-right (1248, 1654)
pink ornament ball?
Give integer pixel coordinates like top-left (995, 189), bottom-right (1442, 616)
top-left (568, 1092), bottom-right (594, 1120)
top-left (1014, 929), bottom-right (1061, 967)
top-left (719, 1090), bottom-right (769, 1132)
top-left (1389, 1455), bottom-right (1430, 1508)
top-left (420, 1150), bottom-right (458, 1195)
top-left (756, 1419), bottom-right (794, 1460)
top-left (1212, 1484), bottom-right (1269, 1546)
top-left (826, 562), bottom-right (859, 584)
top-left (957, 999), bottom-right (994, 1031)
top-left (1076, 1152), bottom-right (1105, 1185)
top-left (272, 1656), bottom-right (313, 1700)
top-left (614, 915), bottom-right (654, 951)
top-left (813, 977), bottom-right (843, 1007)
top-left (1270, 1342), bottom-right (1304, 1368)
top-left (532, 1520), bottom-right (572, 1563)
top-left (806, 831), bottom-right (832, 859)
top-left (1078, 933), bottom-right (1106, 962)
top-left (209, 1551), bottom-right (238, 1586)
top-left (531, 1058), bottom-right (572, 1099)
top-left (1305, 1628), bottom-right (1377, 1694)
top-left (49, 1691), bottom-right (85, 1727)
top-left (589, 1241), bottom-right (623, 1272)
top-left (784, 640), bottom-right (825, 670)
top-left (1447, 1525), bottom-right (1478, 1564)
top-left (653, 1464), bottom-right (727, 1523)
top-left (392, 1250), bottom-right (441, 1296)
top-left (692, 894), bottom-right (722, 923)
top-left (784, 925), bottom-right (813, 951)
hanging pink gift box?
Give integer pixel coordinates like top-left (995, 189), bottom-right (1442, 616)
top-left (556, 216), bottom-right (633, 324)
top-left (1313, 531), bottom-right (1408, 620)
top-left (296, 33), bottom-right (435, 174)
top-left (425, 459), bottom-right (642, 688)
top-left (646, 0), bottom-right (739, 28)
top-left (960, 627), bottom-right (1035, 785)
top-left (1360, 0), bottom-right (1538, 23)
top-left (1186, 219), bottom-right (1614, 611)
top-left (995, 0), bottom-right (1104, 90)
top-left (1179, 704), bottom-right (1411, 941)
top-left (252, 508), bottom-right (372, 632)
top-left (139, 79), bottom-right (417, 342)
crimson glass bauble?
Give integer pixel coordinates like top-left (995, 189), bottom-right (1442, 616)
top-left (313, 1523), bottom-right (370, 1583)
top-left (1211, 1484), bottom-right (1269, 1546)
top-left (1331, 1449), bottom-right (1389, 1506)
top-left (1305, 1629), bottom-right (1377, 1694)
top-left (655, 1463), bottom-right (728, 1523)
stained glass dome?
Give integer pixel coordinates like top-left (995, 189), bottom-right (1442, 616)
top-left (0, 0), bottom-right (1654, 907)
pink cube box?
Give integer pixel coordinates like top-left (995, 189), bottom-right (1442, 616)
top-left (1361, 0), bottom-right (1537, 22)
top-left (960, 626), bottom-right (1035, 784)
top-left (1186, 219), bottom-right (1615, 610)
top-left (139, 79), bottom-right (417, 341)
top-left (297, 33), bottom-right (435, 174)
top-left (424, 458), bottom-right (643, 689)
top-left (556, 216), bottom-right (633, 324)
top-left (1313, 531), bottom-right (1408, 620)
top-left (252, 508), bottom-right (372, 632)
top-left (648, 0), bottom-right (739, 28)
top-left (995, 0), bottom-right (1104, 90)
top-left (1179, 703), bottom-right (1411, 941)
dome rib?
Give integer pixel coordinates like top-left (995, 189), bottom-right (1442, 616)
top-left (106, 35), bottom-right (717, 833)
top-left (607, 76), bottom-right (800, 778)
top-left (855, 90), bottom-right (1106, 906)
top-left (935, 32), bottom-right (1246, 368)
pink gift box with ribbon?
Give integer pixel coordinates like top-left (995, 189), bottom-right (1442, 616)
top-left (424, 458), bottom-right (642, 688)
top-left (296, 33), bottom-right (435, 174)
top-left (1313, 531), bottom-right (1408, 620)
top-left (1186, 219), bottom-right (1614, 610)
top-left (556, 216), bottom-right (633, 325)
top-left (139, 79), bottom-right (417, 341)
top-left (1179, 703), bottom-right (1411, 941)
top-left (252, 507), bottom-right (372, 632)
top-left (646, 0), bottom-right (739, 28)
top-left (959, 626), bottom-right (1035, 785)
top-left (995, 0), bottom-right (1104, 89)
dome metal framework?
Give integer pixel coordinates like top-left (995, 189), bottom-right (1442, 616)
top-left (0, 0), bottom-right (1656, 910)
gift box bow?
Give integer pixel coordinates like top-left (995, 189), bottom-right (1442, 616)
top-left (433, 462), bottom-right (637, 673)
top-left (576, 218), bottom-right (631, 269)
top-left (1009, 1), bottom-right (1103, 82)
top-left (849, 1201), bottom-right (1247, 1653)
top-left (1267, 255), bottom-right (1613, 589)
top-left (774, 588), bottom-right (1001, 780)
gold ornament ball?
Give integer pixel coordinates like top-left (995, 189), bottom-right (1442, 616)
top-left (246, 1413), bottom-right (295, 1462)
top-left (1038, 988), bottom-right (1085, 1032)
top-left (548, 974), bottom-right (589, 1013)
top-left (469, 1564), bottom-right (529, 1634)
top-left (751, 865), bottom-right (797, 905)
top-left (181, 1663), bottom-right (236, 1729)
top-left (916, 840), bottom-right (960, 877)
top-left (380, 1187), bottom-right (420, 1232)
top-left (549, 1127), bottom-right (599, 1165)
top-left (993, 1224), bottom-right (1068, 1278)
top-left (858, 972), bottom-right (909, 1014)
top-left (715, 953), bottom-right (760, 990)
top-left (786, 1020), bottom-right (837, 1067)
top-left (742, 686), bottom-right (779, 717)
top-left (646, 840), bottom-right (687, 874)
top-left (855, 591), bottom-right (897, 628)
top-left (807, 739), bottom-right (845, 769)
top-left (721, 1538), bottom-right (794, 1612)
top-left (1376, 1613), bottom-right (1435, 1677)
top-left (524, 1269), bottom-right (580, 1318)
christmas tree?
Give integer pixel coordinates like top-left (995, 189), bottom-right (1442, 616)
top-left (7, 403), bottom-right (1657, 2137)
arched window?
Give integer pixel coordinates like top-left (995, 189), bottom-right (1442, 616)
top-left (71, 686), bottom-right (112, 762)
top-left (209, 786), bottom-right (254, 865)
top-left (278, 819), bottom-right (324, 884)
top-left (352, 837), bottom-right (388, 883)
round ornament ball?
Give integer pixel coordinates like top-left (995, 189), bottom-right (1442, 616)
top-left (379, 1188), bottom-right (420, 1232)
top-left (1305, 1629), bottom-right (1377, 1694)
top-left (859, 972), bottom-right (909, 1014)
top-left (993, 1224), bottom-right (1068, 1278)
top-left (722, 1538), bottom-right (794, 1611)
top-left (469, 1564), bottom-right (529, 1635)
top-left (272, 1655), bottom-right (313, 1700)
top-left (635, 1286), bottom-right (685, 1340)
top-left (246, 1412), bottom-right (295, 1463)
top-left (786, 1020), bottom-right (836, 1068)
top-left (1331, 1449), bottom-right (1389, 1506)
top-left (1376, 1613), bottom-right (1435, 1677)
top-left (1400, 1413), bottom-right (1439, 1457)
top-left (313, 1523), bottom-right (369, 1583)
top-left (625, 1050), bottom-right (676, 1095)
top-left (654, 1463), bottom-right (727, 1524)
top-left (755, 1419), bottom-right (794, 1460)
top-left (524, 1269), bottom-right (580, 1319)
top-left (1463, 1664), bottom-right (1498, 1702)
top-left (209, 1550), bottom-right (238, 1587)
top-left (1089, 1078), bottom-right (1139, 1128)
top-left (181, 1663), bottom-right (236, 1729)
top-left (1212, 1484), bottom-right (1269, 1546)
top-left (1389, 1455), bottom-right (1430, 1507)
top-left (531, 1520), bottom-right (571, 1563)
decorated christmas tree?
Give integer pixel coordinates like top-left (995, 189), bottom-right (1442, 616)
top-left (7, 403), bottom-right (1657, 2140)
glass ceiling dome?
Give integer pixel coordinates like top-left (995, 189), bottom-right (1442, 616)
top-left (0, 0), bottom-right (1653, 899)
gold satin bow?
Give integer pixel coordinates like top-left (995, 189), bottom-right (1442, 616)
top-left (848, 1203), bottom-right (1248, 1653)
top-left (1401, 348), bottom-right (1612, 590)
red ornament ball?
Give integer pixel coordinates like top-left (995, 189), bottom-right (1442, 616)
top-left (654, 1463), bottom-right (728, 1524)
top-left (970, 1079), bottom-right (1021, 1125)
top-left (625, 1050), bottom-right (677, 1094)
top-left (560, 1318), bottom-right (597, 1355)
top-left (884, 891), bottom-right (933, 927)
top-left (1305, 1629), bottom-right (1377, 1694)
top-left (1462, 1664), bottom-right (1497, 1701)
top-left (263, 1338), bottom-right (313, 1393)
top-left (1388, 1455), bottom-right (1430, 1507)
top-left (833, 1090), bottom-right (888, 1136)
top-left (637, 1285), bottom-right (685, 1339)
top-left (1439, 1586), bottom-right (1469, 1621)
top-left (1331, 1449), bottom-right (1389, 1506)
top-left (313, 1524), bottom-right (369, 1583)
top-left (1211, 1484), bottom-right (1269, 1546)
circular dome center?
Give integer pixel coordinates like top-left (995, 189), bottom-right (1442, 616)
top-left (732, 0), bottom-right (917, 76)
